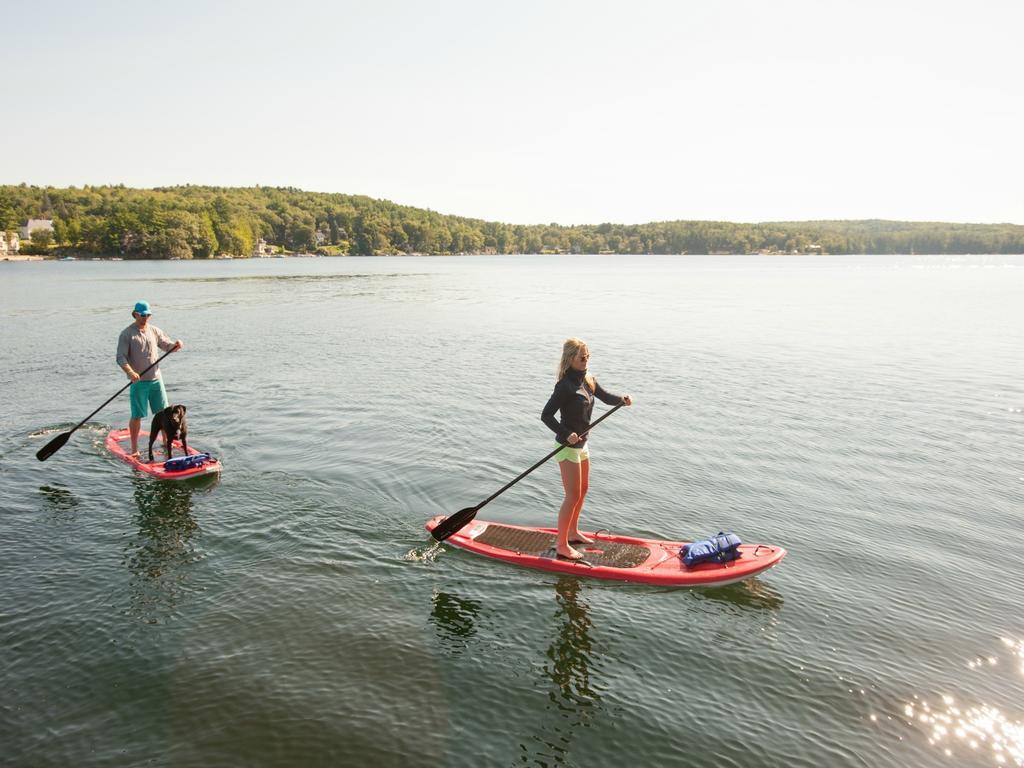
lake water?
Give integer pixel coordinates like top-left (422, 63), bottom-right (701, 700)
top-left (1, 254), bottom-right (1022, 767)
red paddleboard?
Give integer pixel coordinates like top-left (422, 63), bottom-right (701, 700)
top-left (425, 516), bottom-right (786, 587)
top-left (106, 429), bottom-right (222, 481)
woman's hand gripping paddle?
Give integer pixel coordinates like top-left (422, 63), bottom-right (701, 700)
top-left (36, 348), bottom-right (177, 462)
top-left (430, 403), bottom-right (624, 542)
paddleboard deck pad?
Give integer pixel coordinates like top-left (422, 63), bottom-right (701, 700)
top-left (106, 429), bottom-right (222, 480)
top-left (425, 516), bottom-right (785, 587)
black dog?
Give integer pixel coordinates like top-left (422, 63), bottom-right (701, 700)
top-left (148, 404), bottom-right (188, 463)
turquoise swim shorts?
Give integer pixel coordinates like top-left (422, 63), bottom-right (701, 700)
top-left (554, 442), bottom-right (590, 464)
top-left (130, 379), bottom-right (169, 419)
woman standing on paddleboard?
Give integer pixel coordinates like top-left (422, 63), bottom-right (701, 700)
top-left (542, 338), bottom-right (632, 560)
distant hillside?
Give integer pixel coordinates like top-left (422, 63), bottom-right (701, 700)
top-left (2, 184), bottom-right (1022, 258)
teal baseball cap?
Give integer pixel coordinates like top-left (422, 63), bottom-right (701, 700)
top-left (133, 301), bottom-right (152, 316)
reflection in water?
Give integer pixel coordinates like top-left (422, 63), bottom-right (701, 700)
top-left (691, 576), bottom-right (786, 612)
top-left (429, 589), bottom-right (483, 655)
top-left (38, 484), bottom-right (80, 515)
top-left (123, 475), bottom-right (213, 623)
top-left (900, 637), bottom-right (1024, 767)
top-left (522, 576), bottom-right (603, 766)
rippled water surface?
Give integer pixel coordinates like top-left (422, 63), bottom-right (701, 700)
top-left (1, 255), bottom-right (1022, 767)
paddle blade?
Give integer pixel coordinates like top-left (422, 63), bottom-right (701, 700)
top-left (431, 506), bottom-right (479, 542)
top-left (36, 431), bottom-right (71, 462)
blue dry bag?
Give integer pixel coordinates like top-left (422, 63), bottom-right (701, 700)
top-left (679, 532), bottom-right (742, 567)
top-left (164, 453), bottom-right (211, 472)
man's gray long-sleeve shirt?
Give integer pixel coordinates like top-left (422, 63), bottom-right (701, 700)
top-left (116, 323), bottom-right (175, 381)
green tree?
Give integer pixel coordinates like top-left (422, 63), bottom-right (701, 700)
top-left (31, 228), bottom-right (54, 248)
top-left (0, 191), bottom-right (17, 230)
top-left (151, 227), bottom-right (193, 260)
top-left (19, 226), bottom-right (54, 254)
top-left (287, 221), bottom-right (316, 252)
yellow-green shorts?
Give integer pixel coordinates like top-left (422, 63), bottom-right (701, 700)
top-left (554, 443), bottom-right (590, 464)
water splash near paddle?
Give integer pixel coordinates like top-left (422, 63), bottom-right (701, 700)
top-left (404, 541), bottom-right (444, 563)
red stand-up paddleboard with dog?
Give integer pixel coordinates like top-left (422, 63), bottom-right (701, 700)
top-left (425, 516), bottom-right (786, 587)
top-left (106, 429), bottom-right (222, 480)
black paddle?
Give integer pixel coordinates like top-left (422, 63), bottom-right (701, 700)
top-left (430, 402), bottom-right (625, 542)
top-left (35, 348), bottom-right (178, 462)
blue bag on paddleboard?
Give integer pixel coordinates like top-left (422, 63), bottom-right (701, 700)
top-left (164, 453), bottom-right (211, 471)
top-left (680, 532), bottom-right (742, 567)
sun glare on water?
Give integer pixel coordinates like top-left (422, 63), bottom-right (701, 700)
top-left (898, 638), bottom-right (1024, 766)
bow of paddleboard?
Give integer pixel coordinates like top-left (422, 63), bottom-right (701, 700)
top-left (425, 516), bottom-right (785, 587)
top-left (106, 429), bottom-right (222, 480)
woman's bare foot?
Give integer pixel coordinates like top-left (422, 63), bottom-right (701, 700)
top-left (556, 546), bottom-right (584, 560)
top-left (568, 532), bottom-right (594, 544)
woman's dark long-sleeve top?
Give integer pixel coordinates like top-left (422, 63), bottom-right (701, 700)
top-left (541, 369), bottom-right (623, 448)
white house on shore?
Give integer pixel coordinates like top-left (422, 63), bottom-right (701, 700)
top-left (19, 218), bottom-right (55, 239)
top-left (1, 231), bottom-right (20, 255)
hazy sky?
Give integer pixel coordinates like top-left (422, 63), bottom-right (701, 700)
top-left (2, 0), bottom-right (1021, 224)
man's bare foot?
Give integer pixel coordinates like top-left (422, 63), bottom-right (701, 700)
top-left (568, 533), bottom-right (594, 544)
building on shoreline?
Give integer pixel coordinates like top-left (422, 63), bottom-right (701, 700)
top-left (254, 238), bottom-right (275, 257)
top-left (19, 219), bottom-right (54, 239)
top-left (1, 231), bottom-right (20, 256)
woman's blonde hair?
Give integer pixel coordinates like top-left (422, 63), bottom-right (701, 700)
top-left (557, 338), bottom-right (594, 388)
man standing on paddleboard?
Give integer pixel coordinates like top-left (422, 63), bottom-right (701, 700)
top-left (115, 301), bottom-right (183, 457)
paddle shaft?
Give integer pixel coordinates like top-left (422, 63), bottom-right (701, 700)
top-left (430, 402), bottom-right (625, 541)
top-left (474, 402), bottom-right (624, 512)
top-left (72, 347), bottom-right (176, 431)
top-left (36, 347), bottom-right (176, 461)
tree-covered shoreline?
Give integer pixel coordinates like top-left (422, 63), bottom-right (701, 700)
top-left (2, 183), bottom-right (1023, 259)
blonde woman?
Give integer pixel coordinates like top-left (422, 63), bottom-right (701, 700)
top-left (541, 339), bottom-right (633, 560)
